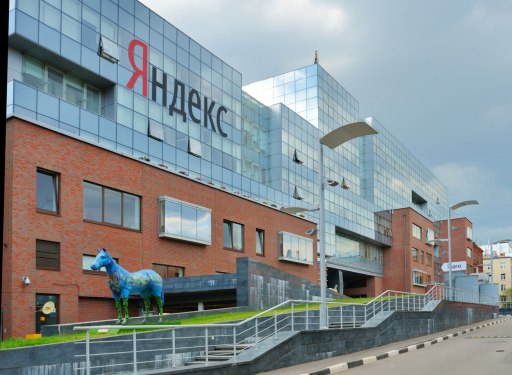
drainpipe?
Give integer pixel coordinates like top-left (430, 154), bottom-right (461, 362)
top-left (403, 213), bottom-right (408, 292)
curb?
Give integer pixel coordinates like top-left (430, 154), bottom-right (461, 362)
top-left (300, 317), bottom-right (511, 375)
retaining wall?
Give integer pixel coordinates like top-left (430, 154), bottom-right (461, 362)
top-left (0, 301), bottom-right (498, 375)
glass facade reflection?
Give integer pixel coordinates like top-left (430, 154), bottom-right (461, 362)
top-left (8, 0), bottom-right (447, 279)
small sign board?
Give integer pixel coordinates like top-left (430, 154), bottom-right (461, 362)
top-left (441, 261), bottom-right (467, 272)
top-left (41, 301), bottom-right (56, 315)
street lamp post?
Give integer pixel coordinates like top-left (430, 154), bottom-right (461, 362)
top-left (447, 200), bottom-right (479, 299)
top-left (281, 120), bottom-right (378, 329)
top-left (317, 119), bottom-right (378, 329)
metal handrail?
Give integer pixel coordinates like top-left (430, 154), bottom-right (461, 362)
top-left (73, 285), bottom-right (497, 374)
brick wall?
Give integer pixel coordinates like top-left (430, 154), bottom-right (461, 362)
top-left (382, 208), bottom-right (437, 294)
top-left (2, 118), bottom-right (317, 338)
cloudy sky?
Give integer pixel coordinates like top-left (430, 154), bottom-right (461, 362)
top-left (140, 0), bottom-right (512, 245)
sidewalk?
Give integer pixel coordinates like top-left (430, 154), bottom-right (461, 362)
top-left (257, 316), bottom-right (511, 375)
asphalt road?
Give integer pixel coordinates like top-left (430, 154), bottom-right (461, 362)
top-left (257, 317), bottom-right (512, 375)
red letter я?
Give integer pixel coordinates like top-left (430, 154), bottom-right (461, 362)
top-left (126, 39), bottom-right (148, 97)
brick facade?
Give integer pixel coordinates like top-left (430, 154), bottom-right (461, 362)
top-left (2, 118), bottom-right (317, 338)
top-left (380, 208), bottom-right (438, 294)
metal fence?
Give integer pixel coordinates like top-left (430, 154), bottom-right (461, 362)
top-left (73, 284), bottom-right (496, 374)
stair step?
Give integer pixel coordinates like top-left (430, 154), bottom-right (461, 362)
top-left (329, 323), bottom-right (364, 328)
top-left (194, 355), bottom-right (233, 361)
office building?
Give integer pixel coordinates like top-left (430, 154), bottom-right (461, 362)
top-left (4, 0), bottom-right (465, 337)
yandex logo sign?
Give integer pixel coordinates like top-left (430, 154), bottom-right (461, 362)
top-left (126, 39), bottom-right (228, 138)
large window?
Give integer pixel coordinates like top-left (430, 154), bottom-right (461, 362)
top-left (83, 182), bottom-right (141, 230)
top-left (22, 55), bottom-right (102, 114)
top-left (159, 196), bottom-right (211, 245)
top-left (36, 169), bottom-right (59, 214)
top-left (412, 223), bottom-right (422, 240)
top-left (256, 229), bottom-right (265, 255)
top-left (223, 220), bottom-right (244, 251)
top-left (36, 240), bottom-right (60, 271)
top-left (279, 231), bottom-right (314, 265)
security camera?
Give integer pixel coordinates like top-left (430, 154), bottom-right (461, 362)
top-left (22, 276), bottom-right (31, 286)
top-left (305, 228), bottom-right (318, 236)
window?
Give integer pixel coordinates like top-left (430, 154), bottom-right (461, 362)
top-left (500, 262), bottom-right (506, 270)
top-left (412, 270), bottom-right (425, 286)
top-left (85, 85), bottom-right (101, 113)
top-left (47, 67), bottom-right (64, 97)
top-left (36, 169), bottom-right (59, 214)
top-left (65, 75), bottom-right (83, 106)
top-left (159, 196), bottom-right (211, 245)
top-left (83, 182), bottom-right (141, 230)
top-left (467, 247), bottom-right (472, 258)
top-left (501, 274), bottom-right (506, 281)
top-left (256, 229), bottom-right (265, 255)
top-left (153, 264), bottom-right (184, 278)
top-left (23, 56), bottom-right (44, 88)
top-left (412, 224), bottom-right (421, 240)
top-left (148, 119), bottom-right (164, 141)
top-left (36, 240), bottom-right (60, 271)
top-left (412, 247), bottom-right (419, 262)
top-left (82, 254), bottom-right (118, 273)
top-left (293, 186), bottom-right (303, 200)
top-left (425, 229), bottom-right (435, 243)
top-left (279, 231), bottom-right (314, 265)
top-left (224, 220), bottom-right (244, 251)
top-left (22, 55), bottom-right (102, 114)
top-left (426, 253), bottom-right (432, 267)
top-left (98, 36), bottom-right (120, 63)
top-left (188, 138), bottom-right (202, 157)
top-left (501, 284), bottom-right (507, 291)
top-left (420, 250), bottom-right (425, 264)
top-left (466, 226), bottom-right (473, 240)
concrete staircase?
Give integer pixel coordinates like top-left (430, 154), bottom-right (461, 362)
top-left (185, 343), bottom-right (254, 366)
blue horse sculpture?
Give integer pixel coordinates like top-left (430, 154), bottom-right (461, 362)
top-left (90, 248), bottom-right (164, 324)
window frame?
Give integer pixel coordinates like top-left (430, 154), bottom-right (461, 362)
top-left (426, 253), bottom-right (432, 267)
top-left (256, 228), bottom-right (265, 256)
top-left (412, 247), bottom-right (419, 262)
top-left (36, 168), bottom-right (60, 215)
top-left (223, 220), bottom-right (244, 252)
top-left (412, 223), bottom-right (422, 240)
top-left (159, 196), bottom-right (212, 245)
top-left (83, 181), bottom-right (141, 231)
top-left (412, 270), bottom-right (426, 286)
top-left (152, 263), bottom-right (184, 279)
top-left (278, 231), bottom-right (314, 265)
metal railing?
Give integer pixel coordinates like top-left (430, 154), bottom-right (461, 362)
top-left (73, 284), bottom-right (496, 374)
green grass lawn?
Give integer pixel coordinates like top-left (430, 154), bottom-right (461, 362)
top-left (0, 297), bottom-right (373, 350)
